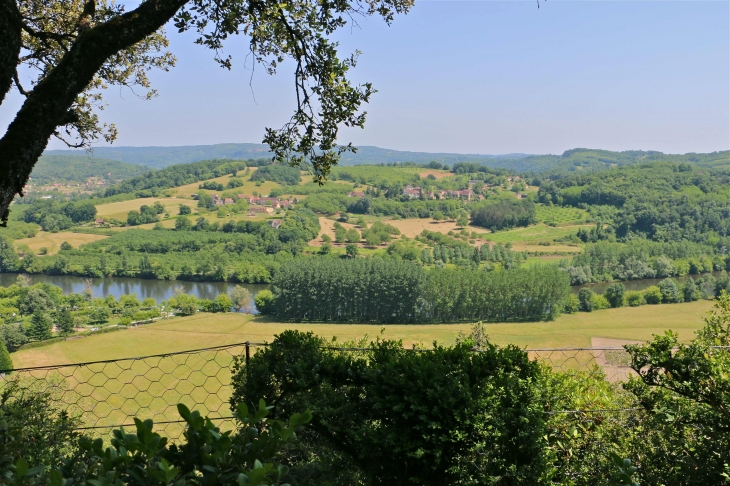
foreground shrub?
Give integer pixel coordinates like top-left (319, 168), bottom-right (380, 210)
top-left (231, 330), bottom-right (552, 485)
top-left (625, 291), bottom-right (730, 484)
top-left (0, 381), bottom-right (81, 470)
top-left (5, 399), bottom-right (310, 486)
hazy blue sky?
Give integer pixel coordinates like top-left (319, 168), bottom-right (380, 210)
top-left (2, 0), bottom-right (728, 154)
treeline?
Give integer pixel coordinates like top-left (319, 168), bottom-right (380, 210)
top-left (568, 274), bottom-right (728, 314)
top-left (416, 230), bottom-right (526, 268)
top-left (470, 198), bottom-right (536, 230)
top-left (563, 240), bottom-right (729, 285)
top-left (102, 158), bottom-right (257, 197)
top-left (538, 162), bottom-right (730, 242)
top-left (0, 209), bottom-right (320, 283)
top-left (19, 199), bottom-right (97, 232)
top-left (271, 258), bottom-right (569, 323)
top-left (303, 192), bottom-right (464, 218)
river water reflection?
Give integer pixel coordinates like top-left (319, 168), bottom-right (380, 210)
top-left (0, 273), bottom-right (269, 305)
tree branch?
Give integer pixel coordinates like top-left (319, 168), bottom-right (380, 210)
top-left (0, 0), bottom-right (188, 225)
top-left (0, 0), bottom-right (22, 106)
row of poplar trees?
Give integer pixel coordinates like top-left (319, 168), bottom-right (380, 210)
top-left (272, 259), bottom-right (570, 323)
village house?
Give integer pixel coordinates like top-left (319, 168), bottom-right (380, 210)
top-left (249, 206), bottom-right (274, 214)
top-left (347, 191), bottom-right (365, 198)
top-left (403, 185), bottom-right (421, 198)
top-left (268, 219), bottom-right (283, 229)
top-left (94, 218), bottom-right (106, 226)
top-left (224, 198), bottom-right (234, 205)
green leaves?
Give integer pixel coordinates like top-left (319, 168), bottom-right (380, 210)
top-left (610, 453), bottom-right (640, 486)
top-left (232, 330), bottom-right (548, 484)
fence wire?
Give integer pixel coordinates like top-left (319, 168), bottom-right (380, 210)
top-left (0, 343), bottom-right (639, 440)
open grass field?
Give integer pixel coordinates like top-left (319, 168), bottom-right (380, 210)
top-left (418, 170), bottom-right (452, 179)
top-left (15, 231), bottom-right (108, 255)
top-left (535, 204), bottom-right (589, 225)
top-left (485, 223), bottom-right (589, 245)
top-left (331, 165), bottom-right (422, 185)
top-left (95, 198), bottom-right (197, 221)
top-left (13, 300), bottom-right (713, 368)
top-left (10, 301), bottom-right (713, 436)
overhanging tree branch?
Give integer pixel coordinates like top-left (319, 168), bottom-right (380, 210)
top-left (0, 0), bottom-right (187, 225)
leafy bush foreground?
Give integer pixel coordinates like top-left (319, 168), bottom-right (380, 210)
top-left (6, 295), bottom-right (730, 484)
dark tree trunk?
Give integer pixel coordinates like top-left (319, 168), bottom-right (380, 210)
top-left (0, 0), bottom-right (187, 224)
top-left (0, 0), bottom-right (21, 104)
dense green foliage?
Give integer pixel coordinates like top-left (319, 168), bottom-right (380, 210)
top-left (271, 259), bottom-right (569, 323)
top-left (19, 200), bottom-right (97, 232)
top-left (470, 199), bottom-right (536, 230)
top-left (272, 258), bottom-right (425, 323)
top-left (249, 164), bottom-right (301, 185)
top-left (231, 330), bottom-right (551, 485)
top-left (539, 162), bottom-right (730, 242)
top-left (421, 266), bottom-right (569, 322)
top-left (623, 292), bottom-right (730, 484)
top-left (30, 156), bottom-right (151, 186)
top-left (102, 159), bottom-right (251, 197)
top-left (563, 240), bottom-right (727, 285)
top-left (4, 209), bottom-right (319, 283)
top-left (1, 397), bottom-right (310, 486)
top-left (503, 148), bottom-right (729, 175)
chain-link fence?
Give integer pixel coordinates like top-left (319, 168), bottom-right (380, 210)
top-left (0, 342), bottom-right (638, 440)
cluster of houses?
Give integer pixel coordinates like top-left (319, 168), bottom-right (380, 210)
top-left (205, 193), bottom-right (298, 215)
top-left (344, 176), bottom-right (529, 202)
top-left (402, 185), bottom-right (480, 201)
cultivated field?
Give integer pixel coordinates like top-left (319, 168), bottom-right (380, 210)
top-left (13, 300), bottom-right (713, 368)
top-left (15, 231), bottom-right (108, 255)
top-left (484, 223), bottom-right (588, 245)
top-left (95, 198), bottom-right (197, 221)
top-left (535, 205), bottom-right (589, 225)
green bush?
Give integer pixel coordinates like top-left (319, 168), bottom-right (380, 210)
top-left (563, 293), bottom-right (580, 314)
top-left (624, 292), bottom-right (730, 484)
top-left (231, 330), bottom-right (552, 485)
top-left (7, 399), bottom-right (310, 486)
top-left (578, 288), bottom-right (595, 312)
top-left (590, 294), bottom-right (610, 310)
top-left (254, 289), bottom-right (274, 315)
top-left (604, 283), bottom-right (625, 308)
top-left (625, 290), bottom-right (645, 307)
top-left (658, 278), bottom-right (681, 303)
top-left (642, 286), bottom-right (662, 304)
top-left (0, 381), bottom-right (81, 470)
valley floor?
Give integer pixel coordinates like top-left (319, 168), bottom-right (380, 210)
top-left (14, 300), bottom-right (713, 368)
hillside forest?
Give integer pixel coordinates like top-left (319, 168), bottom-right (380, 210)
top-left (0, 148), bottom-right (729, 325)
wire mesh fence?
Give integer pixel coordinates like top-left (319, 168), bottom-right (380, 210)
top-left (0, 342), bottom-right (639, 440)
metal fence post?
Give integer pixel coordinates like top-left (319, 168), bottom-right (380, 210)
top-left (245, 341), bottom-right (250, 366)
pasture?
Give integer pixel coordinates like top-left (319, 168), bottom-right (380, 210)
top-left (15, 231), bottom-right (108, 255)
top-left (13, 299), bottom-right (713, 368)
top-left (10, 300), bottom-right (713, 437)
top-left (535, 204), bottom-right (589, 225)
top-left (95, 198), bottom-right (197, 221)
top-left (484, 223), bottom-right (588, 245)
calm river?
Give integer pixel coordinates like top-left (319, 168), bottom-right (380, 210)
top-left (0, 273), bottom-right (269, 304)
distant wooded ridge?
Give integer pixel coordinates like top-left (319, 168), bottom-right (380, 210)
top-left (44, 144), bottom-right (728, 174)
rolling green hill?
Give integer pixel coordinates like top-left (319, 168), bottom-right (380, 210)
top-left (44, 144), bottom-right (530, 168)
top-left (31, 155), bottom-right (153, 185)
top-left (43, 145), bottom-right (729, 176)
